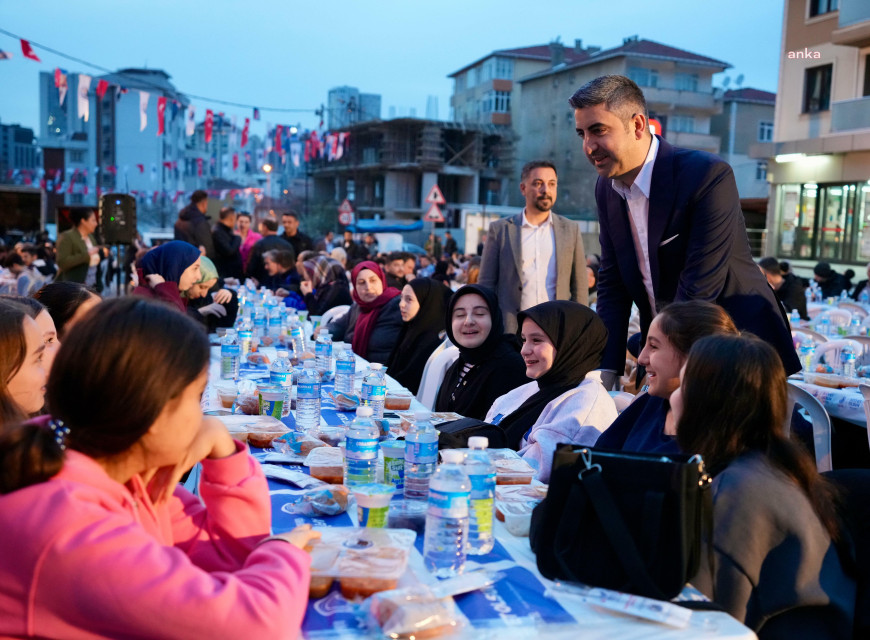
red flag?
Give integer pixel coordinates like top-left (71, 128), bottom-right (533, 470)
top-left (196, 158), bottom-right (203, 177)
top-left (304, 140), bottom-right (311, 162)
top-left (106, 165), bottom-right (117, 174)
top-left (153, 191), bottom-right (159, 203)
top-left (241, 118), bottom-right (249, 148)
top-left (136, 164), bottom-right (144, 173)
top-left (67, 169), bottom-right (78, 194)
top-left (20, 40), bottom-right (40, 62)
top-left (275, 125), bottom-right (283, 155)
top-left (253, 107), bottom-right (260, 121)
top-left (157, 97), bottom-right (166, 136)
top-left (233, 153), bottom-right (239, 171)
top-left (205, 109), bottom-right (214, 143)
top-left (40, 178), bottom-right (47, 190)
top-left (96, 79), bottom-right (109, 100)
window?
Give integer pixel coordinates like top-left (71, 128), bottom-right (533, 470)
top-left (758, 121), bottom-right (774, 142)
top-left (675, 73), bottom-right (698, 92)
top-left (493, 91), bottom-right (510, 113)
top-left (863, 54), bottom-right (870, 97)
top-left (495, 57), bottom-right (513, 79)
top-left (628, 67), bottom-right (658, 88)
top-left (756, 162), bottom-right (768, 181)
top-left (803, 64), bottom-right (833, 113)
top-left (671, 115), bottom-right (695, 133)
top-left (481, 59), bottom-right (494, 83)
top-left (69, 150), bottom-right (85, 163)
top-left (809, 0), bottom-right (838, 18)
top-left (454, 74), bottom-right (466, 93)
top-left (468, 67), bottom-right (479, 88)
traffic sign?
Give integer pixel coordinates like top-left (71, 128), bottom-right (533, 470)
top-left (425, 184), bottom-right (446, 205)
top-left (423, 203), bottom-right (445, 223)
top-left (338, 198), bottom-right (354, 214)
top-left (339, 211), bottom-right (353, 226)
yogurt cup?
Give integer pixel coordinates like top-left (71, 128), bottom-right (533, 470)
top-left (380, 440), bottom-right (406, 491)
top-left (352, 484), bottom-right (396, 528)
top-left (258, 384), bottom-right (285, 418)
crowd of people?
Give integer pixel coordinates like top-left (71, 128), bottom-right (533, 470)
top-left (0, 73), bottom-right (867, 639)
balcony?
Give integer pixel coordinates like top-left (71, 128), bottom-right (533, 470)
top-left (667, 131), bottom-right (721, 153)
top-left (831, 97), bottom-right (870, 132)
top-left (832, 0), bottom-right (870, 47)
top-left (642, 87), bottom-right (717, 112)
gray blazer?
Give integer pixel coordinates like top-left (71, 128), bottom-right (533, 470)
top-left (478, 212), bottom-right (588, 333)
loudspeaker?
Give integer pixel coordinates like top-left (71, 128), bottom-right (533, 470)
top-left (99, 193), bottom-right (137, 244)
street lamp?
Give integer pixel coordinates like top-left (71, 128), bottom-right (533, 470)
top-left (263, 163), bottom-right (272, 200)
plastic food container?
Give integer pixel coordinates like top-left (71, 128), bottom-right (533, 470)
top-left (451, 448), bottom-right (537, 484)
top-left (386, 499), bottom-right (427, 537)
top-left (214, 381), bottom-right (238, 409)
top-left (380, 440), bottom-right (406, 490)
top-left (304, 527), bottom-right (416, 600)
top-left (305, 446), bottom-right (345, 484)
top-left (274, 431), bottom-right (328, 456)
top-left (352, 484), bottom-right (396, 527)
top-left (216, 415), bottom-right (288, 447)
top-left (384, 390), bottom-right (413, 411)
top-left (310, 426), bottom-right (347, 448)
top-left (495, 485), bottom-right (548, 536)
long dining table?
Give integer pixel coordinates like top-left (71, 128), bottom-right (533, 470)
top-left (203, 343), bottom-right (756, 640)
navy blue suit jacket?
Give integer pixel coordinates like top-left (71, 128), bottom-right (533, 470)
top-left (595, 136), bottom-right (800, 375)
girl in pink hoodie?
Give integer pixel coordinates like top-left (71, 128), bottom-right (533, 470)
top-left (0, 296), bottom-right (316, 639)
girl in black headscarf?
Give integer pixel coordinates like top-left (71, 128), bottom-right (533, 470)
top-left (386, 278), bottom-right (452, 394)
top-left (484, 300), bottom-right (617, 482)
top-left (435, 285), bottom-right (527, 420)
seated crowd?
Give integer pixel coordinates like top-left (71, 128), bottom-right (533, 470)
top-left (0, 213), bottom-right (866, 639)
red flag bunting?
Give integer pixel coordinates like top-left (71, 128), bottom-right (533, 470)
top-left (157, 97), bottom-right (166, 136)
top-left (275, 125), bottom-right (283, 155)
top-left (241, 118), bottom-right (249, 148)
top-left (196, 158), bottom-right (203, 176)
top-left (233, 153), bottom-right (239, 171)
top-left (136, 164), bottom-right (144, 173)
top-left (20, 40), bottom-right (40, 62)
top-left (204, 109), bottom-right (214, 143)
top-left (96, 79), bottom-right (109, 100)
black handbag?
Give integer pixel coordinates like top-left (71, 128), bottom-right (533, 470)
top-left (529, 444), bottom-right (712, 601)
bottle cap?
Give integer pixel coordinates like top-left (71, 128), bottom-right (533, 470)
top-left (320, 332), bottom-right (331, 340)
top-left (441, 450), bottom-right (464, 464)
top-left (277, 350), bottom-right (289, 358)
top-left (414, 411), bottom-right (431, 422)
top-left (468, 436), bottom-right (489, 449)
top-left (356, 406), bottom-right (374, 417)
top-left (304, 360), bottom-right (315, 369)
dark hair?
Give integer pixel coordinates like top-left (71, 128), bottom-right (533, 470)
top-left (0, 295), bottom-right (44, 318)
top-left (3, 252), bottom-right (24, 268)
top-left (780, 260), bottom-right (791, 274)
top-left (237, 211), bottom-right (252, 221)
top-left (32, 282), bottom-right (100, 339)
top-left (70, 208), bottom-right (96, 227)
top-left (655, 301), bottom-right (738, 357)
top-left (261, 218), bottom-right (279, 233)
top-left (758, 256), bottom-right (782, 276)
top-left (677, 334), bottom-right (840, 540)
top-left (0, 300), bottom-right (31, 427)
top-left (521, 160), bottom-right (558, 181)
top-left (218, 206), bottom-right (236, 221)
top-left (0, 297), bottom-right (210, 494)
top-left (388, 251), bottom-right (405, 263)
top-left (19, 243), bottom-right (38, 256)
top-left (190, 190), bottom-right (208, 204)
top-left (282, 211), bottom-right (299, 221)
top-left (568, 74), bottom-right (649, 124)
top-left (264, 249), bottom-right (295, 269)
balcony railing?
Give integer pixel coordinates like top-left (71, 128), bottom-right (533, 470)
top-left (667, 131), bottom-right (721, 153)
top-left (831, 96), bottom-right (870, 132)
top-left (642, 87), bottom-right (716, 111)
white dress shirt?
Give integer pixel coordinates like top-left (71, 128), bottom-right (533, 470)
top-left (611, 135), bottom-right (660, 315)
top-left (520, 208), bottom-right (557, 312)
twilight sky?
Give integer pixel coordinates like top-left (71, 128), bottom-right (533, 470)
top-left (0, 0), bottom-right (785, 140)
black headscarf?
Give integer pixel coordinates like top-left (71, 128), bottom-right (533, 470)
top-left (386, 278), bottom-right (451, 394)
top-left (445, 284), bottom-right (512, 364)
top-left (498, 300), bottom-right (608, 449)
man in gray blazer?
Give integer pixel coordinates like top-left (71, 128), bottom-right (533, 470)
top-left (479, 161), bottom-right (588, 333)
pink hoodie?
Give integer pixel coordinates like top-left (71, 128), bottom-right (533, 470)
top-left (0, 444), bottom-right (311, 639)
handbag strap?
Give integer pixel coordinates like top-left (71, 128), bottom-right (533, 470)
top-left (577, 466), bottom-right (669, 600)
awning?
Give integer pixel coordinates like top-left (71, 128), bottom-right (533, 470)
top-left (348, 219), bottom-right (424, 233)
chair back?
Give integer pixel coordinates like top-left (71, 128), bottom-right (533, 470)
top-left (608, 390), bottom-right (637, 414)
top-left (806, 303), bottom-right (825, 320)
top-left (416, 342), bottom-right (460, 410)
top-left (792, 328), bottom-right (828, 347)
top-left (818, 308), bottom-right (853, 331)
top-left (838, 301), bottom-right (869, 319)
top-left (811, 339), bottom-right (864, 369)
top-left (845, 335), bottom-right (870, 366)
top-left (787, 382), bottom-right (833, 473)
top-left (320, 304), bottom-right (350, 329)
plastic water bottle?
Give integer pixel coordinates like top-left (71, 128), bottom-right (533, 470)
top-left (296, 360), bottom-right (322, 430)
top-left (819, 315), bottom-right (831, 337)
top-left (840, 290), bottom-right (849, 303)
top-left (344, 406), bottom-right (379, 487)
top-left (841, 344), bottom-right (857, 378)
top-left (423, 449), bottom-right (470, 578)
top-left (252, 308), bottom-right (266, 341)
top-left (238, 321), bottom-right (254, 360)
top-left (220, 329), bottom-right (240, 380)
top-left (269, 350), bottom-right (293, 416)
top-left (268, 305), bottom-right (283, 338)
top-left (334, 346), bottom-right (356, 395)
top-left (465, 436), bottom-right (496, 555)
top-left (799, 338), bottom-right (816, 372)
top-left (288, 314), bottom-right (306, 358)
top-left (404, 411), bottom-right (439, 502)
top-left (805, 287), bottom-right (813, 307)
top-left (860, 289), bottom-right (869, 305)
top-left (789, 309), bottom-right (800, 326)
top-left (850, 317), bottom-right (862, 336)
top-left (315, 332), bottom-right (334, 379)
top-left (361, 363), bottom-right (387, 419)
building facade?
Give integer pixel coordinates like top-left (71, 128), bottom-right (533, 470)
top-left (327, 86), bottom-right (381, 130)
top-left (0, 121), bottom-right (39, 181)
top-left (758, 0), bottom-right (870, 268)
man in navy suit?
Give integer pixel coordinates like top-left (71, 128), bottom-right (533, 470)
top-left (570, 75), bottom-right (800, 384)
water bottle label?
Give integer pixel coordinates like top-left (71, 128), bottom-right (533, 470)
top-left (316, 342), bottom-right (333, 357)
top-left (428, 488), bottom-right (469, 517)
top-left (298, 382), bottom-right (321, 399)
top-left (291, 328), bottom-right (304, 339)
top-left (346, 437), bottom-right (379, 460)
top-left (221, 344), bottom-right (240, 357)
top-left (270, 371), bottom-right (291, 387)
top-left (470, 498), bottom-right (494, 534)
top-left (336, 360), bottom-right (355, 374)
top-left (239, 330), bottom-right (253, 340)
top-left (406, 441), bottom-right (438, 463)
top-left (254, 318), bottom-right (265, 327)
top-left (362, 383), bottom-right (386, 399)
top-left (469, 473), bottom-right (496, 494)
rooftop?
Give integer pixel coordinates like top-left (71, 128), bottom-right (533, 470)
top-left (722, 88), bottom-right (776, 104)
top-left (448, 43), bottom-right (590, 77)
